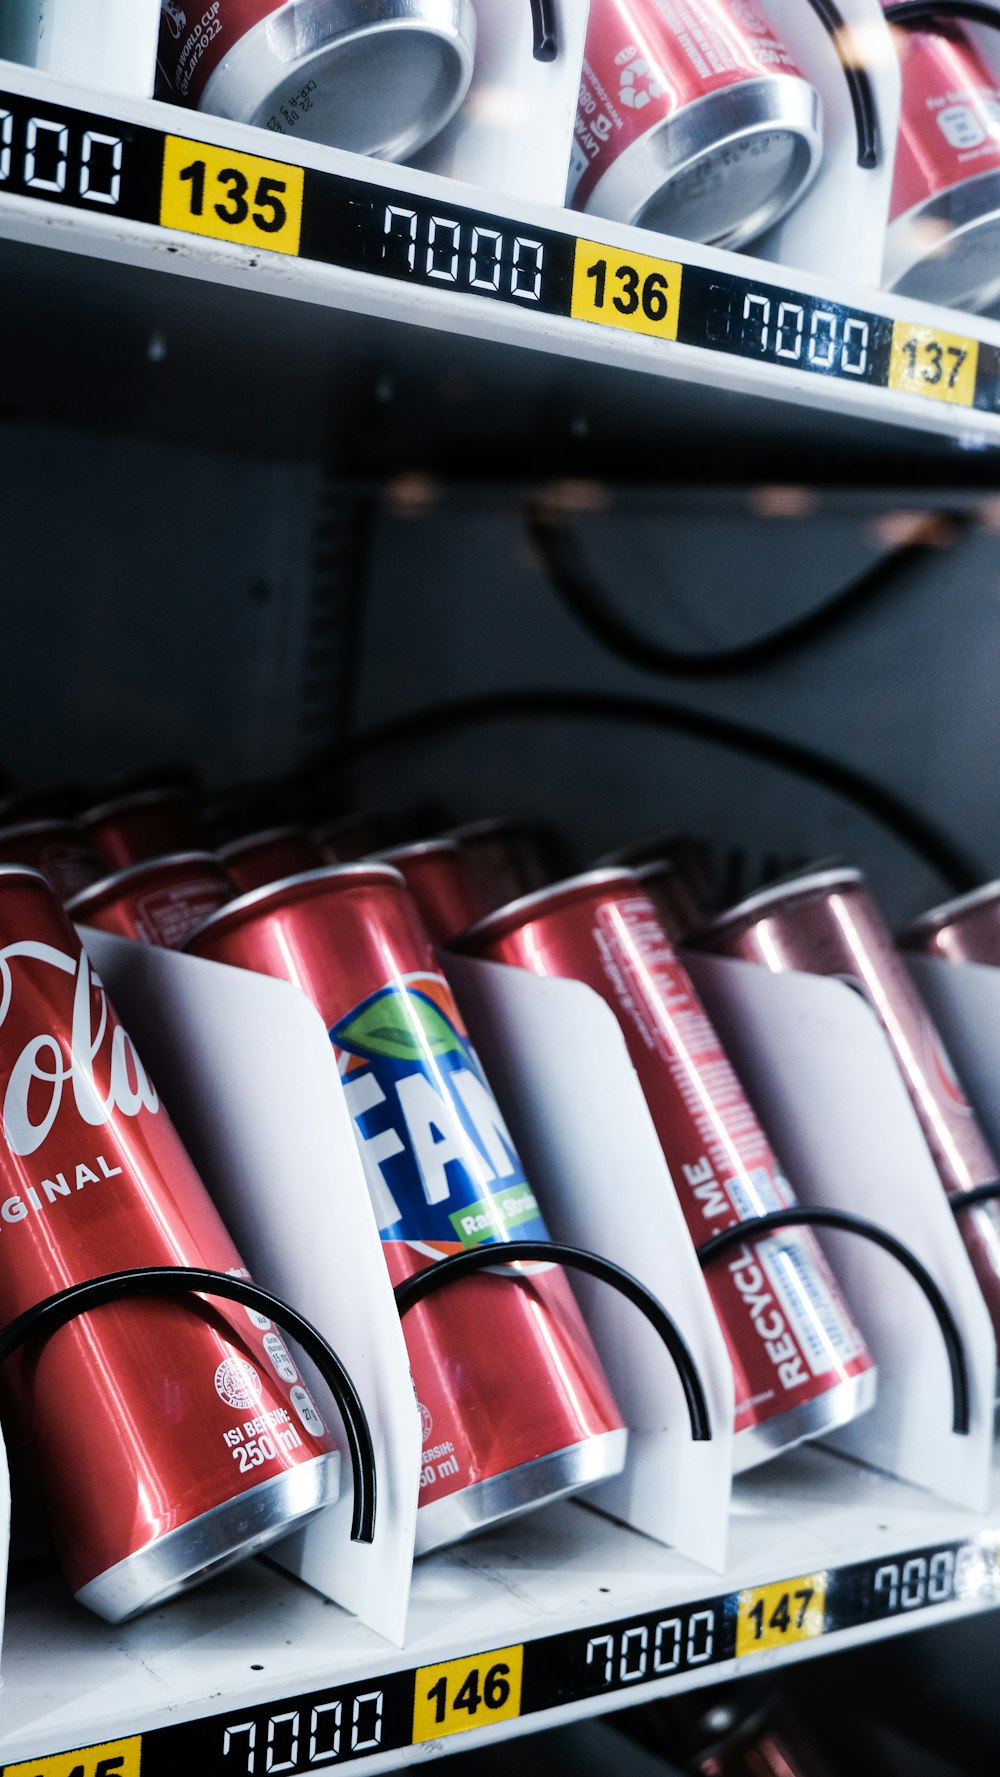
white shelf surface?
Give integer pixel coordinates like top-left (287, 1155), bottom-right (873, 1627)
top-left (1, 62), bottom-right (1000, 470)
top-left (2, 1444), bottom-right (1000, 1769)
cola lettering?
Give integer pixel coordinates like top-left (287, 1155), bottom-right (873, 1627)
top-left (0, 940), bottom-right (158, 1157)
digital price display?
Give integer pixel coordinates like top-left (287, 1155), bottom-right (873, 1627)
top-left (1, 80), bottom-right (998, 420)
top-left (5, 1530), bottom-right (999, 1776)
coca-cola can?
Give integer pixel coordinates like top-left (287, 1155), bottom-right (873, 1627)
top-left (901, 881), bottom-right (1000, 964)
top-left (567, 0), bottom-right (823, 248)
top-left (0, 867), bottom-right (340, 1620)
top-left (884, 14), bottom-right (1000, 312)
top-left (600, 828), bottom-right (723, 916)
top-left (376, 840), bottom-right (487, 946)
top-left (67, 853), bottom-right (234, 949)
top-left (453, 869), bottom-right (876, 1469)
top-left (697, 866), bottom-right (1000, 1345)
top-left (157, 0), bottom-right (477, 161)
top-left (184, 864), bottom-right (627, 1551)
top-left (448, 817), bottom-right (571, 913)
top-left (0, 820), bottom-right (103, 902)
top-left (83, 788), bottom-right (207, 872)
top-left (220, 827), bottom-right (327, 895)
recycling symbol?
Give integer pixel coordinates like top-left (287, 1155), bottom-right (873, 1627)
top-left (618, 57), bottom-right (667, 109)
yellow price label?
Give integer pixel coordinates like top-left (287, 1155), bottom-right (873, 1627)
top-left (4, 1735), bottom-right (141, 1777)
top-left (736, 1572), bottom-right (827, 1657)
top-left (571, 239), bottom-right (682, 342)
top-left (889, 321), bottom-right (978, 407)
top-left (413, 1643), bottom-right (523, 1743)
top-left (160, 135), bottom-right (303, 255)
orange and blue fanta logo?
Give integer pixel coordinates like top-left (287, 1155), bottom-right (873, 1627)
top-left (330, 972), bottom-right (549, 1251)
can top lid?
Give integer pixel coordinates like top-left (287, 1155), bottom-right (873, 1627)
top-left (449, 866), bottom-right (642, 952)
top-left (448, 817), bottom-right (539, 844)
top-left (0, 863), bottom-right (55, 891)
top-left (900, 879), bottom-right (1000, 941)
top-left (0, 816), bottom-right (86, 843)
top-left (182, 862), bottom-right (407, 950)
top-left (219, 826), bottom-right (312, 859)
top-left (66, 852), bottom-right (227, 914)
top-left (595, 829), bottom-right (690, 869)
top-left (701, 864), bottom-right (865, 938)
top-left (375, 838), bottom-right (464, 864)
top-left (83, 786), bottom-right (195, 826)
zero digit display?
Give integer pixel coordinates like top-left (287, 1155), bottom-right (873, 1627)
top-left (690, 268), bottom-right (892, 387)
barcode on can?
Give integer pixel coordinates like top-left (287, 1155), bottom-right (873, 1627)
top-left (759, 1236), bottom-right (864, 1376)
top-left (725, 1165), bottom-right (788, 1222)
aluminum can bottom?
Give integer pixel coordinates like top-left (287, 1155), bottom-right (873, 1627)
top-left (885, 170), bottom-right (1000, 313)
top-left (200, 0), bottom-right (476, 160)
top-left (732, 1366), bottom-right (876, 1474)
top-left (414, 1428), bottom-right (628, 1555)
top-left (584, 77), bottom-right (821, 250)
top-left (76, 1449), bottom-right (341, 1622)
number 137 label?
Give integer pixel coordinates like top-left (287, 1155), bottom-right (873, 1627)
top-left (572, 240), bottom-right (682, 341)
top-left (160, 136), bottom-right (304, 255)
top-left (889, 320), bottom-right (978, 406)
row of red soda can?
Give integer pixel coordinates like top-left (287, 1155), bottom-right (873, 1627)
top-left (156, 0), bottom-right (1000, 315)
top-left (0, 767), bottom-right (997, 1629)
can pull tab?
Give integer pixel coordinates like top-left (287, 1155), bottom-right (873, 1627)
top-left (803, 0), bottom-right (880, 168)
top-left (530, 0), bottom-right (558, 61)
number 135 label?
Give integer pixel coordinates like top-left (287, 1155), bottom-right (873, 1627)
top-left (889, 320), bottom-right (978, 407)
top-left (572, 240), bottom-right (682, 342)
top-left (160, 136), bottom-right (304, 255)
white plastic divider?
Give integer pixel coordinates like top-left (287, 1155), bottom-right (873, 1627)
top-left (444, 953), bottom-right (735, 1573)
top-left (909, 956), bottom-right (1000, 1159)
top-left (759, 0), bottom-right (900, 285)
top-left (413, 0), bottom-right (588, 206)
top-left (685, 952), bottom-right (995, 1513)
top-left (0, 0), bottom-right (161, 97)
top-left (78, 929), bottom-right (421, 1649)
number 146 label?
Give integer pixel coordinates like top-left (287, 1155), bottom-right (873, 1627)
top-left (572, 240), bottom-right (682, 341)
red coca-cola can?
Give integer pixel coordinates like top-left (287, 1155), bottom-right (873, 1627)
top-left (67, 853), bottom-right (234, 950)
top-left (0, 867), bottom-right (339, 1621)
top-left (453, 869), bottom-right (876, 1469)
top-left (83, 788), bottom-right (207, 872)
top-left (567, 0), bottom-right (823, 248)
top-left (901, 881), bottom-right (1000, 964)
top-left (157, 0), bottom-right (477, 160)
top-left (185, 864), bottom-right (627, 1551)
top-left (220, 827), bottom-right (327, 895)
top-left (884, 14), bottom-right (1000, 311)
top-left (697, 866), bottom-right (1000, 1345)
top-left (0, 820), bottom-right (103, 902)
top-left (376, 840), bottom-right (487, 946)
top-left (449, 817), bottom-right (571, 913)
top-left (600, 829), bottom-right (723, 916)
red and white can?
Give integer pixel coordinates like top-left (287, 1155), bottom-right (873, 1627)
top-left (67, 853), bottom-right (234, 949)
top-left (82, 788), bottom-right (207, 872)
top-left (376, 840), bottom-right (487, 946)
top-left (698, 866), bottom-right (1000, 1346)
top-left (0, 867), bottom-right (339, 1621)
top-left (901, 879), bottom-right (1000, 964)
top-left (884, 13), bottom-right (1000, 311)
top-left (157, 0), bottom-right (477, 160)
top-left (220, 827), bottom-right (327, 895)
top-left (568, 0), bottom-right (823, 247)
top-left (184, 864), bottom-right (627, 1551)
top-left (453, 869), bottom-right (876, 1469)
top-left (0, 820), bottom-right (103, 902)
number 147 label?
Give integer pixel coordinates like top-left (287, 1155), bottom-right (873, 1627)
top-left (572, 240), bottom-right (682, 341)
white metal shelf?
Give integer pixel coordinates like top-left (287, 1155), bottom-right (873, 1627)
top-left (2, 1444), bottom-right (999, 1772)
top-left (1, 62), bottom-right (1000, 471)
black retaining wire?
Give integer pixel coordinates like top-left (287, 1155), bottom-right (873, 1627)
top-left (526, 503), bottom-right (974, 679)
top-left (326, 690), bottom-right (981, 891)
top-left (0, 1266), bottom-right (378, 1543)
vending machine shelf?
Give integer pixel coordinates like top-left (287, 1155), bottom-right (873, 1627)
top-left (2, 1442), bottom-right (999, 1774)
top-left (1, 60), bottom-right (1000, 476)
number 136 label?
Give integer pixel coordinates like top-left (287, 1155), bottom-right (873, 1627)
top-left (160, 135), bottom-right (304, 255)
top-left (572, 240), bottom-right (682, 341)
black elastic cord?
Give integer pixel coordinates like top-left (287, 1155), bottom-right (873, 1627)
top-left (0, 1267), bottom-right (377, 1543)
top-left (885, 1), bottom-right (1000, 28)
top-left (327, 691), bottom-right (980, 892)
top-left (803, 0), bottom-right (880, 166)
top-left (393, 1239), bottom-right (711, 1441)
top-left (527, 506), bottom-right (970, 679)
top-left (950, 1180), bottom-right (1000, 1213)
top-left (697, 1208), bottom-right (970, 1435)
top-left (529, 0), bottom-right (558, 59)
